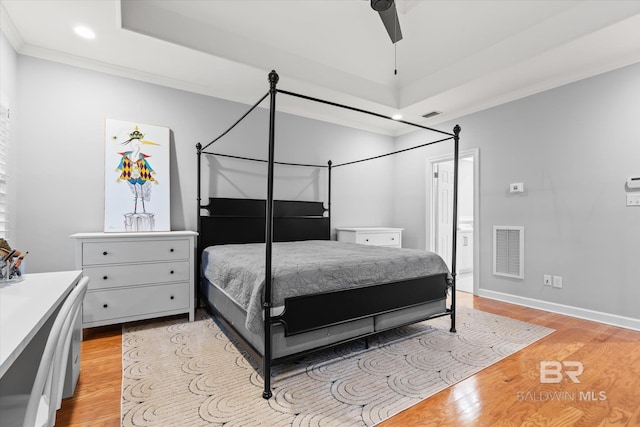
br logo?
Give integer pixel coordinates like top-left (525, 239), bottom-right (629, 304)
top-left (540, 361), bottom-right (584, 383)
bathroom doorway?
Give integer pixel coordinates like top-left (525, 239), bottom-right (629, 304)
top-left (427, 149), bottom-right (478, 293)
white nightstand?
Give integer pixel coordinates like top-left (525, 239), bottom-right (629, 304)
top-left (70, 231), bottom-right (197, 328)
top-left (336, 227), bottom-right (403, 248)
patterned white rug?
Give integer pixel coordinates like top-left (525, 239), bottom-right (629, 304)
top-left (121, 307), bottom-right (553, 426)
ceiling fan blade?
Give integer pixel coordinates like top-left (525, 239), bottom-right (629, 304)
top-left (378, 2), bottom-right (403, 43)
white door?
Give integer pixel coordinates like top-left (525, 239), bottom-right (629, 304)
top-left (435, 162), bottom-right (454, 270)
top-left (433, 158), bottom-right (474, 294)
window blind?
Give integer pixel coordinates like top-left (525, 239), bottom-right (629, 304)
top-left (0, 103), bottom-right (9, 239)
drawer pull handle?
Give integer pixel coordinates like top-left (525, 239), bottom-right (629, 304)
top-left (365, 239), bottom-right (369, 242)
top-left (170, 270), bottom-right (174, 274)
top-left (103, 304), bottom-right (108, 308)
top-left (103, 251), bottom-right (108, 256)
top-left (170, 248), bottom-right (174, 252)
top-left (103, 276), bottom-right (108, 280)
top-left (170, 295), bottom-right (174, 300)
top-left (391, 237), bottom-right (395, 240)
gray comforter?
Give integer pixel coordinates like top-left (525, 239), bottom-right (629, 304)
top-left (202, 240), bottom-right (450, 334)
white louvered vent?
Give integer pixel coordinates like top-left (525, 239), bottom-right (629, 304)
top-left (493, 226), bottom-right (524, 279)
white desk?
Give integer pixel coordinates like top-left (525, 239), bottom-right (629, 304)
top-left (0, 271), bottom-right (82, 392)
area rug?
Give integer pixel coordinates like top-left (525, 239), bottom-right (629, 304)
top-left (121, 307), bottom-right (553, 426)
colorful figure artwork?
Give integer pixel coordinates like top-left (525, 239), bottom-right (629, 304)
top-left (104, 119), bottom-right (170, 232)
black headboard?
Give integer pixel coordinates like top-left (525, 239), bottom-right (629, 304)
top-left (198, 197), bottom-right (330, 251)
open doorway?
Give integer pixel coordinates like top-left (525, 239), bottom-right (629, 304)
top-left (427, 149), bottom-right (478, 294)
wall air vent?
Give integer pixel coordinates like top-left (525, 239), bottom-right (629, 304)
top-left (493, 226), bottom-right (524, 279)
top-left (422, 111), bottom-right (442, 119)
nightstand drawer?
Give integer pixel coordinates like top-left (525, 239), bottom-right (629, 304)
top-left (355, 232), bottom-right (401, 247)
top-left (336, 227), bottom-right (403, 248)
top-left (83, 282), bottom-right (190, 324)
top-left (83, 261), bottom-right (190, 290)
top-left (82, 239), bottom-right (190, 265)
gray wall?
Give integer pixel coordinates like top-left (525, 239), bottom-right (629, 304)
top-left (8, 37), bottom-right (640, 323)
top-left (14, 55), bottom-right (394, 273)
top-left (394, 61), bottom-right (640, 321)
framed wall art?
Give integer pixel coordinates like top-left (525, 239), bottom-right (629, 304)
top-left (104, 119), bottom-right (170, 232)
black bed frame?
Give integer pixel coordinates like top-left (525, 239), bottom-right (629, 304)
top-left (196, 70), bottom-right (461, 399)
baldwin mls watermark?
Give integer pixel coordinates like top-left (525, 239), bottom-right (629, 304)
top-left (540, 360), bottom-right (583, 384)
top-left (516, 361), bottom-right (607, 402)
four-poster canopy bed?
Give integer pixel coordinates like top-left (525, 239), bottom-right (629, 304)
top-left (196, 70), bottom-right (461, 399)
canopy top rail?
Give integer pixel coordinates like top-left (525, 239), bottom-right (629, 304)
top-left (277, 89), bottom-right (455, 138)
top-left (201, 151), bottom-right (329, 169)
top-left (200, 91), bottom-right (269, 152)
top-left (198, 69), bottom-right (458, 169)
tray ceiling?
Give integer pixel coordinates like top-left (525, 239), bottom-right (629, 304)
top-left (2, 0), bottom-right (640, 135)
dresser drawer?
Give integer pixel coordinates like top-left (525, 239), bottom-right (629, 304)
top-left (83, 261), bottom-right (190, 290)
top-left (355, 231), bottom-right (401, 247)
top-left (82, 239), bottom-right (190, 265)
top-left (83, 282), bottom-right (190, 324)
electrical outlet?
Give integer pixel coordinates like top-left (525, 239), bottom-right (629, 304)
top-left (553, 276), bottom-right (563, 289)
top-left (543, 275), bottom-right (551, 286)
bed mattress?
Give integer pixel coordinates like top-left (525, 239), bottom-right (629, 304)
top-left (201, 240), bottom-right (450, 334)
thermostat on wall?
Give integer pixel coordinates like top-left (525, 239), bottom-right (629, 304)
top-left (510, 182), bottom-right (524, 193)
top-left (627, 176), bottom-right (640, 189)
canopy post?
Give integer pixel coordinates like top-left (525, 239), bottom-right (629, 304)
top-left (327, 160), bottom-right (332, 233)
top-left (450, 124), bottom-right (461, 333)
top-left (196, 142), bottom-right (202, 309)
top-left (262, 70), bottom-right (279, 400)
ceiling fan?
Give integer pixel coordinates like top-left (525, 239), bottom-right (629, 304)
top-left (370, 0), bottom-right (403, 44)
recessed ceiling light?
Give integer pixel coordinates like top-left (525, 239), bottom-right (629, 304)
top-left (74, 25), bottom-right (95, 40)
top-left (391, 114), bottom-right (403, 121)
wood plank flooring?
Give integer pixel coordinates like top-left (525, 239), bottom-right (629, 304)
top-left (56, 293), bottom-right (640, 426)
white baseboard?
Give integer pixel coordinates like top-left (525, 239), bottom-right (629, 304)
top-left (476, 289), bottom-right (640, 332)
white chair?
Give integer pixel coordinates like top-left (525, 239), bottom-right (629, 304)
top-left (52, 278), bottom-right (86, 412)
top-left (0, 276), bottom-right (89, 427)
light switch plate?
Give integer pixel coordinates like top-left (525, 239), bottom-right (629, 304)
top-left (510, 182), bottom-right (524, 193)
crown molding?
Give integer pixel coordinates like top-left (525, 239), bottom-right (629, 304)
top-left (15, 42), bottom-right (405, 137)
top-left (0, 2), bottom-right (24, 51)
top-left (18, 42), bottom-right (240, 99)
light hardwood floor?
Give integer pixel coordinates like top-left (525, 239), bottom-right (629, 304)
top-left (57, 293), bottom-right (640, 426)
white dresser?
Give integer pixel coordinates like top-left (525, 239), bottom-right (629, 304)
top-left (71, 231), bottom-right (196, 328)
top-left (336, 227), bottom-right (403, 248)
